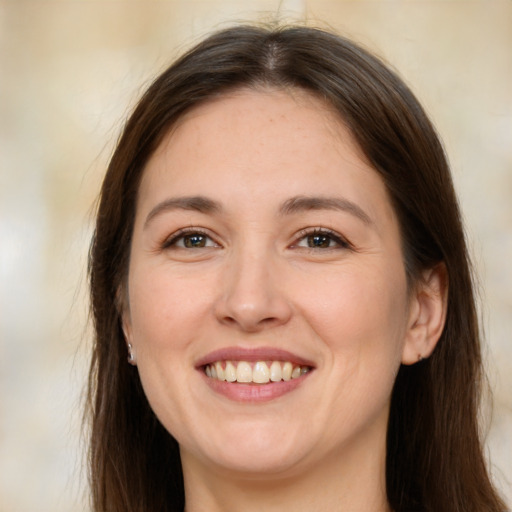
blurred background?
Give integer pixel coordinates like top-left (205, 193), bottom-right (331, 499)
top-left (0, 1), bottom-right (510, 510)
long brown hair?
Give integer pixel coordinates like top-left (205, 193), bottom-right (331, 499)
top-left (87, 25), bottom-right (506, 512)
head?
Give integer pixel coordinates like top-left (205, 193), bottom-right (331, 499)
top-left (88, 25), bottom-right (503, 512)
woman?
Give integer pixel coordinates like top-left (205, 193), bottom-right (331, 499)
top-left (87, 25), bottom-right (507, 512)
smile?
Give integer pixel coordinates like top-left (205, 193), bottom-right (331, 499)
top-left (205, 360), bottom-right (311, 384)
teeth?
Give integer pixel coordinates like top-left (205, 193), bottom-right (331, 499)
top-left (215, 361), bottom-right (225, 381)
top-left (270, 361), bottom-right (282, 382)
top-left (225, 361), bottom-right (236, 382)
top-left (236, 361), bottom-right (252, 383)
top-left (204, 360), bottom-right (311, 384)
top-left (253, 362), bottom-right (270, 383)
top-left (282, 362), bottom-right (292, 381)
top-left (291, 365), bottom-right (301, 379)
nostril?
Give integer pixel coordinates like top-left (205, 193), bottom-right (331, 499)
top-left (260, 316), bottom-right (280, 326)
top-left (221, 316), bottom-right (237, 326)
top-left (221, 315), bottom-right (271, 331)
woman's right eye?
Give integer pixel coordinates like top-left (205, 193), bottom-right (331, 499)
top-left (163, 230), bottom-right (219, 249)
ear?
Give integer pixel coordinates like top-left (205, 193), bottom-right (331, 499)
top-left (117, 286), bottom-right (137, 365)
top-left (402, 263), bottom-right (448, 365)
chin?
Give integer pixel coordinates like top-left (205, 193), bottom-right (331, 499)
top-left (180, 419), bottom-right (315, 477)
top-left (202, 446), bottom-right (308, 478)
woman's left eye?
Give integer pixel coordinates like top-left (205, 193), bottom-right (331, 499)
top-left (294, 230), bottom-right (350, 250)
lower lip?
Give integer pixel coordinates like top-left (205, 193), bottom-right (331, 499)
top-left (201, 372), bottom-right (311, 403)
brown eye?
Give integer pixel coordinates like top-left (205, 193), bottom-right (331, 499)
top-left (307, 234), bottom-right (332, 248)
top-left (164, 230), bottom-right (219, 249)
top-left (183, 234), bottom-right (208, 248)
top-left (295, 229), bottom-right (350, 250)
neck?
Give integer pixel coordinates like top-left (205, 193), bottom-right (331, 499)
top-left (181, 421), bottom-right (391, 512)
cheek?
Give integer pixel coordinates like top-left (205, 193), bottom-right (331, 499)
top-left (129, 266), bottom-right (212, 338)
top-left (126, 268), bottom-right (212, 426)
top-left (300, 261), bottom-right (409, 369)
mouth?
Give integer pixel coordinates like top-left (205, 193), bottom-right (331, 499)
top-left (204, 360), bottom-right (311, 384)
top-left (196, 347), bottom-right (315, 402)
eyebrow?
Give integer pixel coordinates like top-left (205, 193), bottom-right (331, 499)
top-left (144, 194), bottom-right (373, 229)
top-left (144, 196), bottom-right (222, 229)
top-left (280, 195), bottom-right (373, 226)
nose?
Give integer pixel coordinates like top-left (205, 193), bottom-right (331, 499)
top-left (214, 247), bottom-right (293, 332)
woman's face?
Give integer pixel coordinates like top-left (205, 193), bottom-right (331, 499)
top-left (123, 88), bottom-right (418, 478)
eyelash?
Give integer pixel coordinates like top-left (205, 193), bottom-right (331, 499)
top-left (294, 228), bottom-right (352, 250)
top-left (161, 227), bottom-right (351, 251)
top-left (161, 228), bottom-right (218, 249)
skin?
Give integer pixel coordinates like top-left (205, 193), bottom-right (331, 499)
top-left (122, 88), bottom-right (447, 512)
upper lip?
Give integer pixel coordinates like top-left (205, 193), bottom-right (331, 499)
top-left (195, 347), bottom-right (316, 368)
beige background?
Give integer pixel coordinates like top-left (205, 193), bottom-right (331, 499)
top-left (0, 1), bottom-right (510, 510)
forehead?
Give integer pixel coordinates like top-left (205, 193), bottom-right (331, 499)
top-left (170, 86), bottom-right (344, 139)
top-left (140, 88), bottom-right (378, 199)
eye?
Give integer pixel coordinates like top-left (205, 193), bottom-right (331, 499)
top-left (163, 229), bottom-right (219, 249)
top-left (294, 229), bottom-right (351, 250)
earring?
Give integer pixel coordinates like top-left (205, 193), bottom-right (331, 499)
top-left (127, 343), bottom-right (136, 365)
top-left (418, 354), bottom-right (424, 362)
